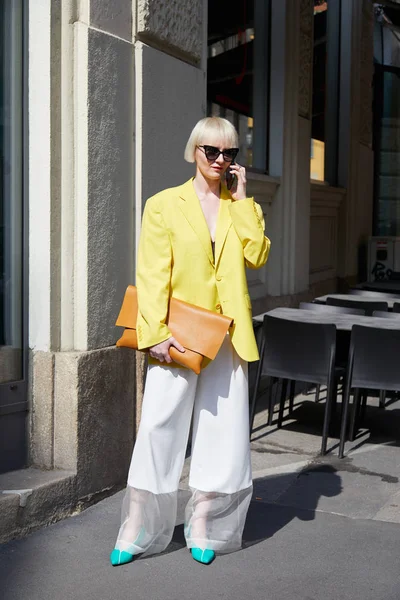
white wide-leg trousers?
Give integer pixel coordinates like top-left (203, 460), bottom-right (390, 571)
top-left (114, 335), bottom-right (252, 556)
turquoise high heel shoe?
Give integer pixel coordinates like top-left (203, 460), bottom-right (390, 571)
top-left (110, 549), bottom-right (134, 566)
top-left (110, 527), bottom-right (145, 566)
top-left (185, 523), bottom-right (215, 565)
top-left (191, 548), bottom-right (216, 565)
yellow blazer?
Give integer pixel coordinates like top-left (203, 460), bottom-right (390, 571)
top-left (136, 178), bottom-right (271, 363)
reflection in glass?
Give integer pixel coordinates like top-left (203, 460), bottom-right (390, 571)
top-left (208, 26), bottom-right (254, 166)
top-left (207, 0), bottom-right (269, 170)
top-left (0, 0), bottom-right (23, 383)
top-left (375, 70), bottom-right (400, 236)
top-left (310, 0), bottom-right (328, 181)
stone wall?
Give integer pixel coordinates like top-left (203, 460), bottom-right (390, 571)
top-left (28, 0), bottom-right (137, 508)
top-left (136, 0), bottom-right (203, 63)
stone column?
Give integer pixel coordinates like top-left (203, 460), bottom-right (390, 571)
top-left (337, 0), bottom-right (374, 287)
top-left (29, 0), bottom-right (136, 502)
top-left (267, 0), bottom-right (313, 297)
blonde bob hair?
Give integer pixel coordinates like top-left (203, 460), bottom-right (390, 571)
top-left (184, 117), bottom-right (239, 163)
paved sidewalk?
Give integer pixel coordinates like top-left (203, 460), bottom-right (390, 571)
top-left (1, 484), bottom-right (400, 600)
top-left (2, 389), bottom-right (400, 600)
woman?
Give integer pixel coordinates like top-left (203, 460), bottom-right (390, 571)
top-left (111, 117), bottom-right (271, 566)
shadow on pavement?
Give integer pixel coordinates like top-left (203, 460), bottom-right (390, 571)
top-left (252, 396), bottom-right (400, 452)
top-left (157, 464), bottom-right (342, 556)
top-left (243, 464), bottom-right (342, 548)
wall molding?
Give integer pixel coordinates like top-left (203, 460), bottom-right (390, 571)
top-left (247, 172), bottom-right (280, 203)
top-left (310, 184), bottom-right (346, 284)
top-left (359, 0), bottom-right (374, 147)
top-left (246, 173), bottom-right (279, 301)
top-left (298, 0), bottom-right (314, 118)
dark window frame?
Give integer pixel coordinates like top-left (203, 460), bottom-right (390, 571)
top-left (0, 0), bottom-right (29, 474)
top-left (207, 0), bottom-right (271, 174)
top-left (311, 0), bottom-right (341, 186)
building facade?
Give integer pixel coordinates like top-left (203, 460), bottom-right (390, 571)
top-left (0, 0), bottom-right (380, 541)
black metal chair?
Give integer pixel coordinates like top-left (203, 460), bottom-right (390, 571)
top-left (339, 325), bottom-right (400, 458)
top-left (326, 297), bottom-right (388, 317)
top-left (299, 302), bottom-right (365, 403)
top-left (347, 306), bottom-right (398, 415)
top-left (249, 315), bottom-right (340, 455)
top-left (349, 312), bottom-right (400, 423)
top-left (349, 289), bottom-right (400, 300)
top-left (372, 310), bottom-right (400, 319)
top-left (393, 302), bottom-right (400, 313)
top-left (299, 302), bottom-right (365, 316)
top-left (359, 283), bottom-right (400, 294)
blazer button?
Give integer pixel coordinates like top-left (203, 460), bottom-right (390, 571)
top-left (216, 275), bottom-right (222, 281)
top-left (215, 303), bottom-right (222, 312)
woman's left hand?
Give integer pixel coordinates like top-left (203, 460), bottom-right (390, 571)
top-left (228, 163), bottom-right (247, 201)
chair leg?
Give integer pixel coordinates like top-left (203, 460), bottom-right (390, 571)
top-left (289, 380), bottom-right (296, 413)
top-left (356, 391), bottom-right (366, 431)
top-left (267, 377), bottom-right (277, 426)
top-left (349, 389), bottom-right (361, 442)
top-left (339, 385), bottom-right (352, 459)
top-left (249, 371), bottom-right (260, 436)
top-left (379, 390), bottom-right (386, 410)
top-left (360, 392), bottom-right (368, 422)
top-left (277, 379), bottom-right (288, 428)
top-left (249, 332), bottom-right (266, 435)
top-left (329, 378), bottom-right (339, 434)
top-left (315, 384), bottom-right (321, 403)
top-left (321, 377), bottom-right (336, 455)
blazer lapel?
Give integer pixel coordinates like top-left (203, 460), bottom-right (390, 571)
top-left (178, 179), bottom-right (215, 267)
top-left (215, 184), bottom-right (232, 267)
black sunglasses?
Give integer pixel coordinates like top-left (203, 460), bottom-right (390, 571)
top-left (198, 145), bottom-right (239, 163)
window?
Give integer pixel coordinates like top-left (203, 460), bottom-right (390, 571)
top-left (373, 66), bottom-right (400, 236)
top-left (207, 0), bottom-right (270, 171)
top-left (0, 0), bottom-right (28, 474)
top-left (310, 0), bottom-right (340, 184)
top-left (310, 1), bottom-right (328, 181)
top-left (373, 7), bottom-right (400, 235)
top-left (0, 0), bottom-right (24, 381)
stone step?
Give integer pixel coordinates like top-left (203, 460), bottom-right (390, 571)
top-left (0, 467), bottom-right (76, 544)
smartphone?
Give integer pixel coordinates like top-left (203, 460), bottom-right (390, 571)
top-left (225, 161), bottom-right (236, 190)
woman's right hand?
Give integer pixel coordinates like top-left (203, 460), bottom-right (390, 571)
top-left (149, 337), bottom-right (185, 363)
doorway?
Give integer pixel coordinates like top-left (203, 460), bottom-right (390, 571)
top-left (373, 64), bottom-right (400, 237)
top-left (0, 0), bottom-right (28, 473)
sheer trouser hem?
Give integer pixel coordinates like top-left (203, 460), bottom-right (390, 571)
top-left (114, 484), bottom-right (252, 557)
top-left (114, 486), bottom-right (177, 557)
top-left (184, 485), bottom-right (252, 553)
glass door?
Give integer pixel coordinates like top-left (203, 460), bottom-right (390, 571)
top-left (0, 0), bottom-right (27, 473)
top-left (373, 65), bottom-right (400, 236)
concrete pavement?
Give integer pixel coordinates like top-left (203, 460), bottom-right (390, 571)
top-left (2, 388), bottom-right (400, 599)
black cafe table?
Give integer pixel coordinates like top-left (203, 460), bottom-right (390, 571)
top-left (253, 307), bottom-right (400, 331)
top-left (252, 308), bottom-right (400, 431)
top-left (253, 306), bottom-right (400, 380)
top-left (357, 281), bottom-right (400, 294)
top-left (314, 293), bottom-right (399, 310)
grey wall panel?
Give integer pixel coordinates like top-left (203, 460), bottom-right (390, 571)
top-left (137, 0), bottom-right (202, 62)
top-left (87, 29), bottom-right (134, 349)
top-left (141, 43), bottom-right (205, 203)
top-left (90, 0), bottom-right (132, 42)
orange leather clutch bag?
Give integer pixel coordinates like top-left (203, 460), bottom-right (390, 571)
top-left (115, 285), bottom-right (234, 375)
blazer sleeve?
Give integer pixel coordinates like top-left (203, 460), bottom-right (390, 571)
top-left (136, 196), bottom-right (172, 349)
top-left (229, 197), bottom-right (271, 269)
